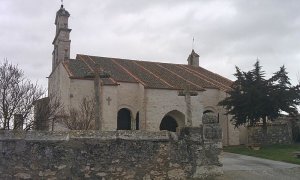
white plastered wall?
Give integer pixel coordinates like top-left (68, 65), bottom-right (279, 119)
top-left (116, 82), bottom-right (140, 120)
top-left (103, 82), bottom-right (142, 130)
top-left (48, 63), bottom-right (71, 130)
top-left (49, 68), bottom-right (242, 144)
top-left (48, 63), bottom-right (71, 108)
top-left (98, 82), bottom-right (145, 130)
top-left (144, 89), bottom-right (203, 131)
top-left (69, 79), bottom-right (94, 110)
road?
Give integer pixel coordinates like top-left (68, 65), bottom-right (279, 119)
top-left (215, 152), bottom-right (300, 180)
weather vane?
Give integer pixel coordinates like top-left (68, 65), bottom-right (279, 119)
top-left (61, 0), bottom-right (64, 5)
top-left (192, 36), bottom-right (195, 50)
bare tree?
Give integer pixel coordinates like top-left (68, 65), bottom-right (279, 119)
top-left (61, 97), bottom-right (95, 130)
top-left (33, 94), bottom-right (65, 131)
top-left (0, 60), bottom-right (44, 130)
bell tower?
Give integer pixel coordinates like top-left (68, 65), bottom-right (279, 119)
top-left (52, 4), bottom-right (71, 71)
top-left (187, 49), bottom-right (200, 67)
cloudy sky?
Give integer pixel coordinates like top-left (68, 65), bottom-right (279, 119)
top-left (0, 0), bottom-right (299, 89)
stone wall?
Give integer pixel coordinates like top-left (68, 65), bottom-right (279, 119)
top-left (248, 122), bottom-right (293, 144)
top-left (202, 89), bottom-right (240, 146)
top-left (0, 126), bottom-right (222, 179)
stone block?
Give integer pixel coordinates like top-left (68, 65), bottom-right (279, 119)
top-left (203, 125), bottom-right (222, 140)
top-left (179, 127), bottom-right (203, 142)
top-left (202, 114), bottom-right (218, 124)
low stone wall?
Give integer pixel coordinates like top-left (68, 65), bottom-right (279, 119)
top-left (248, 122), bottom-right (293, 144)
top-left (0, 127), bottom-right (222, 179)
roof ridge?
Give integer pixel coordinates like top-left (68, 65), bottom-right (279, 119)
top-left (133, 61), bottom-right (174, 89)
top-left (78, 54), bottom-right (95, 72)
top-left (175, 64), bottom-right (221, 89)
top-left (155, 63), bottom-right (204, 91)
top-left (77, 54), bottom-right (187, 66)
top-left (78, 54), bottom-right (232, 84)
top-left (181, 65), bottom-right (231, 91)
top-left (69, 54), bottom-right (232, 91)
top-left (62, 61), bottom-right (73, 77)
top-left (197, 66), bottom-right (233, 84)
top-left (110, 59), bottom-right (146, 86)
top-left (86, 55), bottom-right (118, 84)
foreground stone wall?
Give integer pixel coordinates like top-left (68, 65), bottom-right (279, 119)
top-left (0, 127), bottom-right (222, 179)
top-left (248, 122), bottom-right (293, 144)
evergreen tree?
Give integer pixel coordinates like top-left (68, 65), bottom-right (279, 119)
top-left (269, 66), bottom-right (300, 117)
top-left (219, 61), bottom-right (300, 129)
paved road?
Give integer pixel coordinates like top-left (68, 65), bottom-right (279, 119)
top-left (215, 152), bottom-right (300, 180)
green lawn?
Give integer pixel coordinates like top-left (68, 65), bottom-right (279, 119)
top-left (223, 144), bottom-right (300, 165)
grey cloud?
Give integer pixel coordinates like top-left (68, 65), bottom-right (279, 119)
top-left (0, 0), bottom-right (299, 89)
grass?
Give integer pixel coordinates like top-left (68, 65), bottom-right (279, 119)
top-left (223, 144), bottom-right (300, 165)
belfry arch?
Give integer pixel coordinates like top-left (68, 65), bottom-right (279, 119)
top-left (117, 108), bottom-right (132, 130)
top-left (159, 110), bottom-right (185, 132)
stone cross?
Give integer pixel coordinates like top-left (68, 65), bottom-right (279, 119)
top-left (178, 85), bottom-right (198, 127)
top-left (106, 97), bottom-right (112, 105)
top-left (94, 66), bottom-right (101, 130)
top-left (86, 65), bottom-right (111, 130)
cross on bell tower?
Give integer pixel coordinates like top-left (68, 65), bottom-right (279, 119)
top-left (52, 3), bottom-right (71, 71)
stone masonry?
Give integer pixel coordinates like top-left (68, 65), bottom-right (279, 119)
top-left (248, 122), bottom-right (293, 144)
top-left (0, 122), bottom-right (222, 179)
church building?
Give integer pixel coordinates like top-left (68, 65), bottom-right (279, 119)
top-left (48, 5), bottom-right (242, 146)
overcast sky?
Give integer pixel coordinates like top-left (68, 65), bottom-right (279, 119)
top-left (1, 0), bottom-right (299, 89)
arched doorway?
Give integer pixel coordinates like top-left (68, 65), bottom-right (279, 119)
top-left (159, 110), bottom-right (185, 132)
top-left (160, 116), bottom-right (178, 132)
top-left (117, 108), bottom-right (131, 130)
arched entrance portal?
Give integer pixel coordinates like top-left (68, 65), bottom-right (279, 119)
top-left (159, 110), bottom-right (185, 132)
top-left (160, 116), bottom-right (178, 132)
top-left (117, 108), bottom-right (131, 130)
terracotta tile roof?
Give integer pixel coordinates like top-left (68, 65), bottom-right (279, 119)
top-left (62, 54), bottom-right (232, 91)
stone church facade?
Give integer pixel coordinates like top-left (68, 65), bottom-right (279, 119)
top-left (48, 5), bottom-right (241, 146)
